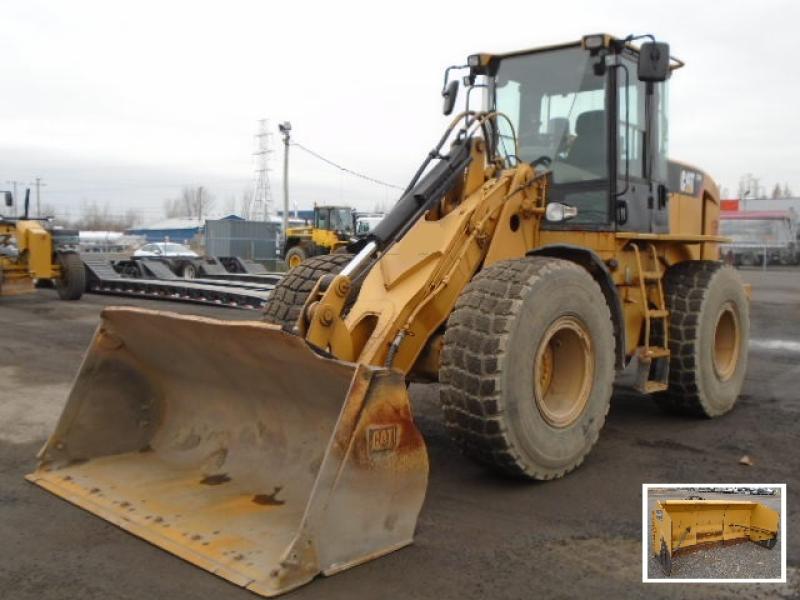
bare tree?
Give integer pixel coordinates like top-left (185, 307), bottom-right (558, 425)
top-left (163, 197), bottom-right (184, 218)
top-left (737, 173), bottom-right (763, 200)
top-left (771, 183), bottom-right (782, 199)
top-left (39, 203), bottom-right (57, 219)
top-left (223, 194), bottom-right (237, 217)
top-left (163, 186), bottom-right (215, 219)
top-left (783, 183), bottom-right (793, 198)
top-left (72, 200), bottom-right (138, 231)
top-left (239, 187), bottom-right (255, 220)
top-left (122, 207), bottom-right (143, 228)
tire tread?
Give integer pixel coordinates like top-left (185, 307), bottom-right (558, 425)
top-left (439, 257), bottom-right (612, 479)
top-left (655, 260), bottom-right (731, 416)
top-left (263, 253), bottom-right (352, 328)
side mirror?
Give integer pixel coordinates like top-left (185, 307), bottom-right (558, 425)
top-left (3, 191), bottom-right (12, 207)
top-left (638, 42), bottom-right (670, 82)
top-left (442, 79), bottom-right (459, 116)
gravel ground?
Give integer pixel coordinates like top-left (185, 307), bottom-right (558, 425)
top-left (1, 268), bottom-right (799, 599)
top-left (647, 491), bottom-right (782, 580)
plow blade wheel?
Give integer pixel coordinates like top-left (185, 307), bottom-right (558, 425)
top-left (26, 307), bottom-right (428, 597)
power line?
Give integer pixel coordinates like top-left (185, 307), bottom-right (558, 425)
top-left (291, 141), bottom-right (403, 190)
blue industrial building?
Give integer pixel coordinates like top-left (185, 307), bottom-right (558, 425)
top-left (126, 215), bottom-right (243, 243)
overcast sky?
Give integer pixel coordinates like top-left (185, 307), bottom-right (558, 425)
top-left (2, 0), bottom-right (798, 222)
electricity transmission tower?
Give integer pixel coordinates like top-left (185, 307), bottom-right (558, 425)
top-left (251, 119), bottom-right (274, 221)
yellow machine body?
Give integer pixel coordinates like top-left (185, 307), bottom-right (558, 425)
top-left (0, 219), bottom-right (58, 296)
top-left (284, 225), bottom-right (346, 251)
top-left (301, 143), bottom-right (726, 375)
top-left (652, 499), bottom-right (779, 575)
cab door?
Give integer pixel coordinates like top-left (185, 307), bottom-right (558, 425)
top-left (614, 53), bottom-right (669, 233)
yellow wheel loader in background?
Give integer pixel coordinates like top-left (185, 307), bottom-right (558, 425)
top-left (283, 205), bottom-right (356, 268)
top-left (28, 34), bottom-right (749, 596)
top-left (1, 189), bottom-right (85, 300)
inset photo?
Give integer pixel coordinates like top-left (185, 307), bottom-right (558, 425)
top-left (643, 484), bottom-right (786, 583)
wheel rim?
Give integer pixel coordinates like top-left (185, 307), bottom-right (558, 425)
top-left (533, 316), bottom-right (594, 428)
top-left (713, 303), bottom-right (740, 381)
top-left (288, 254), bottom-right (303, 268)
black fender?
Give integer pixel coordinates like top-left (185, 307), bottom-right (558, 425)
top-left (527, 244), bottom-right (626, 370)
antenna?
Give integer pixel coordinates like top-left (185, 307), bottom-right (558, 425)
top-left (251, 119), bottom-right (274, 221)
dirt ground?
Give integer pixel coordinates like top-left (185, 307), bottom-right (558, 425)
top-left (1, 268), bottom-right (799, 599)
top-left (646, 490), bottom-right (782, 580)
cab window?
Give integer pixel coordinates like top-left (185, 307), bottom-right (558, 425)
top-left (315, 208), bottom-right (330, 230)
top-left (494, 46), bottom-right (610, 225)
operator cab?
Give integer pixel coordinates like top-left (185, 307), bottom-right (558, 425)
top-left (315, 205), bottom-right (355, 237)
top-left (480, 35), bottom-right (675, 233)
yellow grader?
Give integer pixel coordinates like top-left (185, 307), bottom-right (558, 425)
top-left (652, 499), bottom-right (779, 575)
top-left (0, 189), bottom-right (84, 300)
top-left (28, 34), bottom-right (749, 596)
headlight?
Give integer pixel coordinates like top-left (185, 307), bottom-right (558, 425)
top-left (582, 34), bottom-right (606, 51)
top-left (545, 202), bottom-right (579, 222)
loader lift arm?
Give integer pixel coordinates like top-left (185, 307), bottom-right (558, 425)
top-left (298, 111), bottom-right (548, 373)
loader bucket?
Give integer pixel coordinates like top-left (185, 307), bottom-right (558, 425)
top-left (652, 499), bottom-right (779, 575)
top-left (26, 307), bottom-right (428, 597)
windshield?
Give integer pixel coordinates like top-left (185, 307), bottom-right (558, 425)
top-left (494, 46), bottom-right (607, 184)
top-left (720, 219), bottom-right (789, 243)
top-left (331, 208), bottom-right (353, 233)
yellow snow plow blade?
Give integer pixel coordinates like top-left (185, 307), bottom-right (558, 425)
top-left (652, 499), bottom-right (779, 575)
top-left (26, 307), bottom-right (428, 597)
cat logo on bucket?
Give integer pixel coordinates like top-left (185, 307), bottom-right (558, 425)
top-left (368, 424), bottom-right (399, 455)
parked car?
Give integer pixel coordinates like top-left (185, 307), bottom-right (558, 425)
top-left (133, 242), bottom-right (199, 258)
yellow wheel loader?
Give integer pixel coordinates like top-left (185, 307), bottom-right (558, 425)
top-left (283, 205), bottom-right (355, 268)
top-left (1, 189), bottom-right (85, 300)
top-left (28, 34), bottom-right (749, 596)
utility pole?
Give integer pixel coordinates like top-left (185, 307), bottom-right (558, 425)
top-left (5, 180), bottom-right (20, 215)
top-left (29, 177), bottom-right (45, 216)
top-left (278, 121), bottom-right (292, 248)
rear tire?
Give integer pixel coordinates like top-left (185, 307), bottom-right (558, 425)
top-left (263, 253), bottom-right (353, 329)
top-left (654, 261), bottom-right (749, 417)
top-left (439, 257), bottom-right (615, 479)
top-left (285, 246), bottom-right (309, 269)
top-left (54, 252), bottom-right (85, 300)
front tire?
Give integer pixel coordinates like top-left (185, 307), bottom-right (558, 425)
top-left (263, 253), bottom-right (353, 329)
top-left (655, 262), bottom-right (749, 417)
top-left (439, 257), bottom-right (615, 479)
top-left (54, 252), bottom-right (85, 300)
